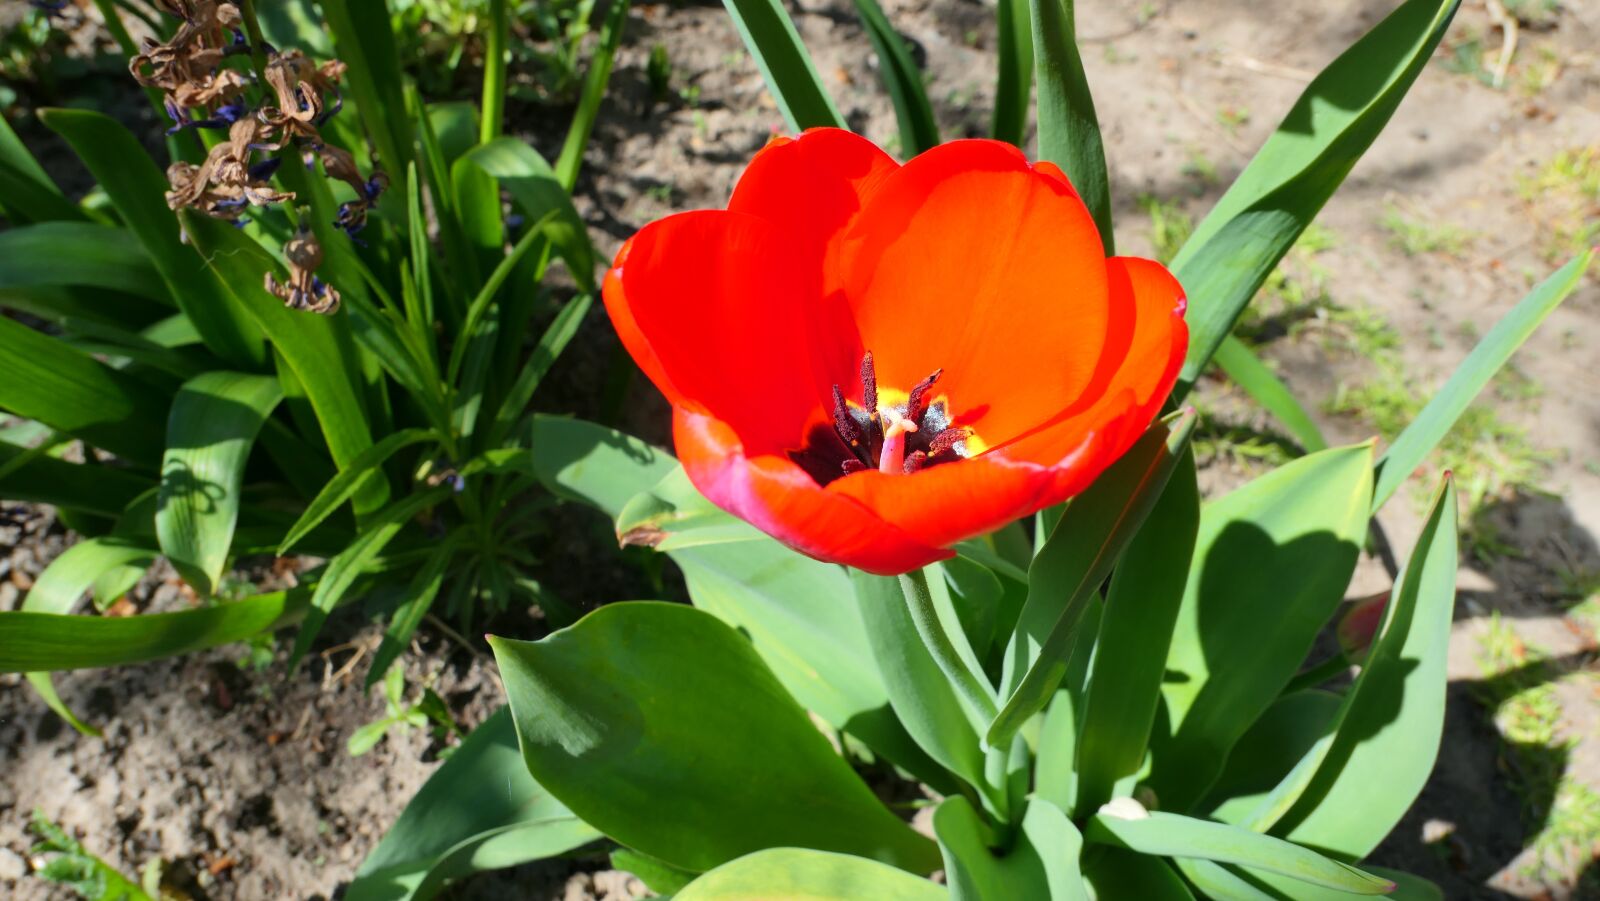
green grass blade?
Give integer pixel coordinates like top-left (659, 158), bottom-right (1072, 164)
top-left (446, 210), bottom-right (561, 385)
top-left (0, 314), bottom-right (170, 466)
top-left (288, 485), bottom-right (454, 671)
top-left (1372, 250), bottom-right (1591, 510)
top-left (40, 108), bottom-right (265, 366)
top-left (722, 0), bottom-right (845, 130)
top-left (320, 0), bottom-right (412, 184)
top-left (156, 372), bottom-right (283, 597)
top-left (461, 138), bottom-right (597, 290)
top-left (487, 293), bottom-right (593, 449)
top-left (481, 0), bottom-right (510, 143)
top-left (992, 0), bottom-right (1033, 146)
top-left (365, 534), bottom-right (462, 688)
top-left (556, 0), bottom-right (632, 189)
top-left (1027, 0), bottom-right (1111, 250)
top-left (1214, 335), bottom-right (1329, 453)
top-left (1170, 0), bottom-right (1461, 397)
top-left (852, 0), bottom-right (939, 156)
top-left (279, 427), bottom-right (439, 555)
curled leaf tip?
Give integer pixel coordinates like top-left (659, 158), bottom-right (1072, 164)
top-left (619, 525), bottom-right (667, 549)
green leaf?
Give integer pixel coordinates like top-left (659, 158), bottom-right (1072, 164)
top-left (676, 848), bottom-right (945, 901)
top-left (0, 586), bottom-right (312, 672)
top-left (1027, 0), bottom-right (1111, 248)
top-left (279, 428), bottom-right (439, 555)
top-left (1214, 336), bottom-right (1329, 453)
top-left (991, 0), bottom-right (1032, 146)
top-left (615, 466), bottom-right (766, 551)
top-left (611, 849), bottom-right (697, 896)
top-left (320, 0), bottom-right (411, 181)
top-left (722, 0), bottom-right (846, 131)
top-left (490, 602), bottom-right (939, 873)
top-left (1372, 251), bottom-right (1591, 509)
top-left (156, 372), bottom-right (283, 596)
top-left (1081, 848), bottom-right (1194, 899)
top-left (989, 409), bottom-right (1196, 749)
top-left (0, 113), bottom-right (86, 224)
top-left (348, 718), bottom-right (394, 756)
top-left (528, 414), bottom-right (676, 518)
top-left (289, 486), bottom-right (454, 670)
top-left (1152, 443), bottom-right (1373, 813)
top-left (0, 313), bottom-right (169, 466)
top-left (1202, 690), bottom-right (1344, 826)
top-left (486, 293), bottom-right (592, 448)
top-left (1262, 476), bottom-right (1457, 857)
top-left (0, 442), bottom-right (154, 518)
top-left (460, 138), bottom-right (597, 290)
top-left (0, 222), bottom-right (168, 304)
top-left (934, 796), bottom-right (1087, 901)
top-left (1085, 811), bottom-right (1392, 895)
top-left (556, 0), bottom-right (631, 189)
top-left (40, 108), bottom-right (264, 366)
top-left (1032, 601), bottom-right (1101, 815)
top-left (1074, 450), bottom-right (1200, 815)
top-left (1171, 0), bottom-right (1461, 394)
top-left (852, 0), bottom-right (939, 156)
top-left (366, 534), bottom-right (461, 689)
top-left (480, 0), bottom-right (510, 141)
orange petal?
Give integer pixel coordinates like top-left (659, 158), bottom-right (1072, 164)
top-left (676, 409), bottom-right (951, 575)
top-left (602, 210), bottom-right (824, 454)
top-left (837, 140), bottom-right (1111, 447)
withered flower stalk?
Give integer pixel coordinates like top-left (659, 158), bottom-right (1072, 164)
top-left (265, 228), bottom-right (340, 314)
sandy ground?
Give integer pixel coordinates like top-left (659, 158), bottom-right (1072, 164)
top-left (3, 0), bottom-right (1600, 897)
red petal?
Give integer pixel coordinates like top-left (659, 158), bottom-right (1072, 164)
top-left (602, 210), bottom-right (824, 454)
top-left (837, 140), bottom-right (1112, 447)
top-left (676, 409), bottom-right (950, 575)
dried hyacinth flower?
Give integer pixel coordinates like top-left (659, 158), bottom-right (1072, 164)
top-left (131, 0), bottom-right (247, 133)
top-left (165, 116), bottom-right (292, 219)
top-left (261, 50), bottom-right (347, 138)
top-left (309, 142), bottom-right (388, 237)
top-left (265, 229), bottom-right (340, 314)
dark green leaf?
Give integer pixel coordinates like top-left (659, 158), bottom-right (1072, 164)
top-left (486, 293), bottom-right (592, 448)
top-left (722, 0), bottom-right (846, 130)
top-left (556, 0), bottom-right (631, 189)
top-left (991, 0), bottom-right (1032, 146)
top-left (0, 113), bottom-right (85, 224)
top-left (279, 428), bottom-right (438, 555)
top-left (1027, 0), bottom-right (1111, 247)
top-left (1203, 689), bottom-right (1344, 826)
top-left (461, 138), bottom-right (596, 290)
top-left (934, 796), bottom-right (1086, 901)
top-left (366, 535), bottom-right (461, 688)
top-left (853, 0), bottom-right (939, 155)
top-left (320, 0), bottom-right (412, 182)
top-left (0, 442), bottom-right (154, 518)
top-left (0, 222), bottom-right (167, 304)
top-left (1081, 848), bottom-right (1194, 900)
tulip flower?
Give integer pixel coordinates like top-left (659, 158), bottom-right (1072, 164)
top-left (602, 129), bottom-right (1188, 574)
top-left (1337, 591), bottom-right (1392, 665)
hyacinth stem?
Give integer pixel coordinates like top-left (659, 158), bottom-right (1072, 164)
top-left (898, 567), bottom-right (999, 728)
top-left (235, 0), bottom-right (273, 88)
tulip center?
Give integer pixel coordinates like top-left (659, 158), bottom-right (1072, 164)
top-left (789, 351), bottom-right (976, 485)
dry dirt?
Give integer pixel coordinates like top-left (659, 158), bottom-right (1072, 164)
top-left (4, 0), bottom-right (1600, 898)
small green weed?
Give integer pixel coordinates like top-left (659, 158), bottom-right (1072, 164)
top-left (28, 811), bottom-right (158, 901)
top-left (347, 664), bottom-right (461, 757)
top-left (1138, 195), bottom-right (1194, 266)
top-left (1520, 146), bottom-right (1600, 266)
top-left (1380, 206), bottom-right (1475, 257)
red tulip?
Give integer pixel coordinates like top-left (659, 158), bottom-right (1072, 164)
top-left (602, 129), bottom-right (1188, 575)
top-left (1337, 591), bottom-right (1392, 664)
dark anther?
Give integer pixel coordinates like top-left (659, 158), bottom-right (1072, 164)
top-left (832, 385), bottom-right (864, 452)
top-left (928, 427), bottom-right (970, 457)
top-left (841, 459), bottom-right (868, 475)
top-left (860, 351), bottom-right (878, 414)
top-left (903, 450), bottom-right (929, 474)
top-left (906, 368), bottom-right (942, 422)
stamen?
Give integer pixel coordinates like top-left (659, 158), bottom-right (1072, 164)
top-left (928, 427), bottom-right (970, 457)
top-left (860, 352), bottom-right (878, 414)
top-left (878, 407), bottom-right (919, 474)
top-left (841, 459), bottom-right (868, 475)
top-left (906, 369), bottom-right (942, 422)
top-left (831, 385), bottom-right (865, 457)
top-left (903, 450), bottom-right (928, 474)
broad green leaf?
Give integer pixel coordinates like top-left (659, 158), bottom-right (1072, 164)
top-left (349, 708), bottom-right (600, 901)
top-left (1032, 601), bottom-right (1100, 815)
top-left (487, 293), bottom-right (592, 448)
top-left (1027, 0), bottom-right (1111, 247)
top-left (156, 372), bottom-right (283, 596)
top-left (991, 0), bottom-right (1032, 147)
top-left (990, 409), bottom-right (1196, 748)
top-left (1153, 443), bottom-right (1373, 813)
top-left (722, 0), bottom-right (845, 131)
top-left (289, 486), bottom-right (454, 670)
top-left (676, 848), bottom-right (945, 901)
top-left (1085, 811), bottom-right (1392, 894)
top-left (0, 586), bottom-right (311, 672)
top-left (1074, 450), bottom-right (1200, 815)
top-left (279, 428), bottom-right (439, 555)
top-left (0, 223), bottom-right (167, 304)
top-left (460, 138), bottom-right (596, 289)
top-left (491, 602), bottom-right (940, 873)
top-left (1247, 865), bottom-right (1446, 901)
top-left (1081, 848), bottom-right (1194, 900)
top-left (934, 796), bottom-right (1087, 901)
top-left (1214, 336), bottom-right (1329, 453)
top-left (1203, 690), bottom-right (1344, 826)
top-left (1263, 476), bottom-right (1457, 857)
top-left (853, 0), bottom-right (939, 156)
top-left (0, 113), bottom-right (85, 224)
top-left (611, 849), bottom-right (697, 896)
top-left (556, 0), bottom-right (631, 189)
top-left (40, 108), bottom-right (264, 366)
top-left (0, 313), bottom-right (169, 466)
top-left (528, 414), bottom-right (675, 518)
top-left (320, 0), bottom-right (411, 182)
top-left (1373, 252), bottom-right (1591, 509)
top-left (0, 442), bottom-right (154, 518)
top-left (615, 466), bottom-right (766, 551)
top-left (1171, 0), bottom-right (1461, 393)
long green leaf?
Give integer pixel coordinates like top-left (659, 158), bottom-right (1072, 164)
top-left (491, 602), bottom-right (939, 874)
top-left (555, 0), bottom-right (631, 189)
top-left (460, 138), bottom-right (596, 290)
top-left (853, 0), bottom-right (939, 156)
top-left (1152, 443), bottom-right (1374, 813)
top-left (39, 108), bottom-right (264, 365)
top-left (0, 442), bottom-right (154, 518)
top-left (1027, 0), bottom-right (1111, 248)
top-left (279, 428), bottom-right (439, 555)
top-left (366, 534), bottom-right (461, 688)
top-left (320, 0), bottom-right (412, 183)
top-left (1372, 251), bottom-right (1591, 509)
top-left (1082, 848), bottom-right (1194, 900)
top-left (1171, 0), bottom-right (1461, 394)
top-left (1086, 810), bottom-right (1392, 894)
top-left (0, 313), bottom-right (169, 466)
top-left (486, 292), bottom-right (592, 448)
top-left (722, 0), bottom-right (845, 130)
top-left (1214, 335), bottom-right (1329, 453)
top-left (0, 113), bottom-right (85, 224)
top-left (1203, 689), bottom-right (1344, 826)
top-left (934, 796), bottom-right (1086, 901)
top-left (1074, 450), bottom-right (1200, 815)
top-left (677, 849), bottom-right (945, 901)
top-left (989, 409), bottom-right (1196, 748)
top-left (991, 0), bottom-right (1033, 146)
top-left (156, 372), bottom-right (282, 597)
top-left (0, 222), bottom-right (168, 304)
top-left (349, 708), bottom-right (600, 901)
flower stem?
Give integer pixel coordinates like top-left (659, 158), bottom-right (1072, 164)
top-left (234, 0), bottom-right (273, 88)
top-left (898, 567), bottom-right (999, 727)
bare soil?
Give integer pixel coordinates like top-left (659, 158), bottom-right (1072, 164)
top-left (4, 0), bottom-right (1600, 898)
